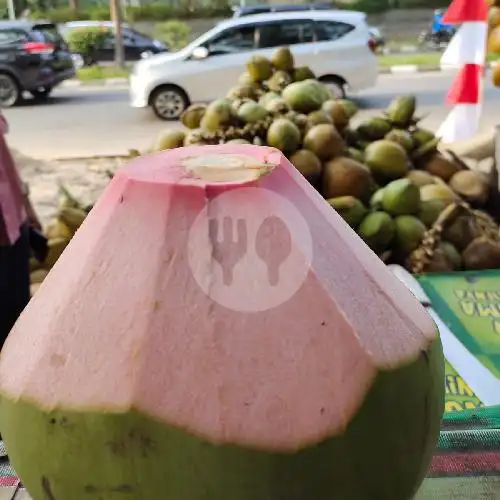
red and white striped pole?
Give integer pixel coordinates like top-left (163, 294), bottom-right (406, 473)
top-left (437, 0), bottom-right (489, 143)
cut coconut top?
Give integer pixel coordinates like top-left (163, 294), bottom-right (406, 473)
top-left (121, 144), bottom-right (281, 186)
top-left (0, 145), bottom-right (438, 451)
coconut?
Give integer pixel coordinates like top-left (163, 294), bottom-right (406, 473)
top-left (462, 237), bottom-right (500, 270)
top-left (154, 129), bottom-right (186, 151)
top-left (448, 170), bottom-right (490, 205)
top-left (364, 140), bottom-right (409, 180)
top-left (382, 179), bottom-right (421, 216)
top-left (290, 149), bottom-right (322, 183)
top-left (282, 79), bottom-right (327, 113)
top-left (327, 196), bottom-right (368, 228)
top-left (180, 104), bottom-right (207, 129)
top-left (303, 124), bottom-right (345, 161)
top-left (266, 118), bottom-right (301, 155)
top-left (322, 157), bottom-right (374, 201)
top-left (0, 145), bottom-right (443, 500)
top-left (393, 215), bottom-right (427, 255)
top-left (237, 101), bottom-right (268, 124)
top-left (419, 184), bottom-right (457, 207)
top-left (271, 46), bottom-right (295, 71)
top-left (246, 55), bottom-right (273, 82)
top-left (405, 170), bottom-right (436, 188)
top-left (358, 211), bottom-right (395, 252)
top-left (423, 153), bottom-right (460, 182)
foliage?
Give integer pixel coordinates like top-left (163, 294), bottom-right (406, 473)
top-left (29, 3), bottom-right (232, 23)
top-left (66, 26), bottom-right (110, 56)
top-left (154, 21), bottom-right (191, 51)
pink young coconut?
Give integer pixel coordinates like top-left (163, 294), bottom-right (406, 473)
top-left (0, 144), bottom-right (443, 500)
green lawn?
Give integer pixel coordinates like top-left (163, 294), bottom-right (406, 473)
top-left (76, 65), bottom-right (130, 81)
top-left (378, 52), bottom-right (500, 68)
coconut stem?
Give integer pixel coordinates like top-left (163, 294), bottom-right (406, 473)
top-left (182, 153), bottom-right (277, 183)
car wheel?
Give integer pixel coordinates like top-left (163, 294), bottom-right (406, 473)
top-left (150, 85), bottom-right (189, 121)
top-left (319, 76), bottom-right (347, 99)
top-left (30, 87), bottom-right (53, 100)
top-left (0, 73), bottom-right (21, 108)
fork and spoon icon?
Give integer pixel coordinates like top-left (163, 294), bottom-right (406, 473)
top-left (208, 215), bottom-right (292, 286)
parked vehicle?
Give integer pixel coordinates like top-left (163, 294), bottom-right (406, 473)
top-left (59, 21), bottom-right (169, 66)
top-left (231, 2), bottom-right (337, 17)
top-left (232, 4), bottom-right (385, 52)
top-left (130, 10), bottom-right (378, 120)
top-left (0, 20), bottom-right (75, 107)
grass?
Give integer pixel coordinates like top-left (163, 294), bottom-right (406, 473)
top-left (76, 65), bottom-right (131, 81)
top-left (378, 52), bottom-right (500, 68)
top-left (73, 53), bottom-right (500, 81)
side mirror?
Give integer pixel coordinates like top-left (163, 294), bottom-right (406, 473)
top-left (191, 46), bottom-right (209, 60)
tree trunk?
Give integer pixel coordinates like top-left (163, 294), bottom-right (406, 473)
top-left (110, 0), bottom-right (125, 69)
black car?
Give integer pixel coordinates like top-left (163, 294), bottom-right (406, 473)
top-left (0, 20), bottom-right (75, 107)
top-left (60, 22), bottom-right (169, 66)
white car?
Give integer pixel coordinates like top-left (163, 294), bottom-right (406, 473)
top-left (129, 10), bottom-right (378, 120)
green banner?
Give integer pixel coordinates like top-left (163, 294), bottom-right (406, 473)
top-left (418, 270), bottom-right (500, 380)
top-left (444, 360), bottom-right (483, 412)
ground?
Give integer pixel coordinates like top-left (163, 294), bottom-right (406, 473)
top-left (13, 151), bottom-right (124, 225)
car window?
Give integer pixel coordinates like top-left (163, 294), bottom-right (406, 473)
top-left (206, 25), bottom-right (256, 55)
top-left (0, 29), bottom-right (28, 45)
top-left (32, 24), bottom-right (66, 47)
top-left (258, 20), bottom-right (314, 48)
top-left (315, 21), bottom-right (355, 42)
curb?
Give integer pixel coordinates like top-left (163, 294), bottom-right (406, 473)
top-left (61, 62), bottom-right (497, 87)
top-left (61, 77), bottom-right (129, 88)
top-left (379, 62), bottom-right (496, 75)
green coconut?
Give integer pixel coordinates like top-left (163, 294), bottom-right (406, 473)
top-left (358, 211), bottom-right (395, 252)
top-left (282, 79), bottom-right (327, 113)
top-left (393, 215), bottom-right (427, 255)
top-left (327, 196), bottom-right (368, 228)
top-left (370, 188), bottom-right (386, 209)
top-left (237, 101), bottom-right (268, 123)
top-left (385, 95), bottom-right (416, 127)
top-left (258, 92), bottom-right (281, 108)
top-left (292, 66), bottom-right (316, 81)
top-left (418, 200), bottom-right (446, 227)
top-left (200, 99), bottom-right (234, 132)
top-left (271, 46), bottom-right (295, 71)
top-left (382, 179), bottom-right (421, 216)
top-left (364, 140), bottom-right (409, 180)
top-left (303, 124), bottom-right (345, 161)
top-left (246, 55), bottom-right (273, 82)
top-left (266, 118), bottom-right (301, 155)
top-left (289, 149), bottom-right (322, 183)
top-left (180, 104), bottom-right (206, 130)
top-left (153, 129), bottom-right (186, 151)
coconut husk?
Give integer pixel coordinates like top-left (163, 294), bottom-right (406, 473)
top-left (408, 200), bottom-right (500, 274)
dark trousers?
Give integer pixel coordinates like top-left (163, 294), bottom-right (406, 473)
top-left (0, 224), bottom-right (30, 350)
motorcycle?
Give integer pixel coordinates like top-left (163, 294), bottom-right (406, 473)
top-left (418, 9), bottom-right (456, 50)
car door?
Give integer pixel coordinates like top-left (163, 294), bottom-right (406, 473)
top-left (182, 24), bottom-right (258, 102)
top-left (122, 30), bottom-right (143, 61)
top-left (95, 31), bottom-right (115, 62)
top-left (311, 20), bottom-right (361, 78)
top-left (255, 19), bottom-right (315, 64)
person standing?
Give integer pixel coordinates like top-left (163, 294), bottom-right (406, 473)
top-left (0, 112), bottom-right (41, 350)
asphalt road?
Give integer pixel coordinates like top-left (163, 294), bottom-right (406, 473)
top-left (4, 71), bottom-right (500, 160)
